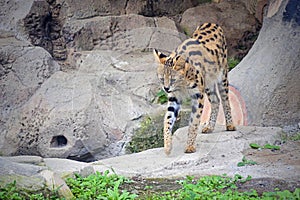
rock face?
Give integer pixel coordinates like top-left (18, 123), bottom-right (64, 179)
top-left (229, 0), bottom-right (300, 126)
top-left (0, 0), bottom-right (185, 160)
top-left (0, 37), bottom-right (60, 155)
top-left (62, 14), bottom-right (183, 53)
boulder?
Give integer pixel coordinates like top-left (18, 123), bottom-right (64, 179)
top-left (0, 37), bottom-right (60, 155)
top-left (229, 0), bottom-right (300, 126)
top-left (57, 0), bottom-right (200, 20)
top-left (62, 14), bottom-right (184, 53)
top-left (0, 157), bottom-right (46, 192)
top-left (180, 0), bottom-right (259, 58)
top-left (1, 50), bottom-right (164, 160)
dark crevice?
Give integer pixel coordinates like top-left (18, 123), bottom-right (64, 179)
top-left (23, 0), bottom-right (67, 60)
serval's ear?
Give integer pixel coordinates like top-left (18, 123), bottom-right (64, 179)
top-left (172, 55), bottom-right (186, 71)
top-left (153, 49), bottom-right (167, 64)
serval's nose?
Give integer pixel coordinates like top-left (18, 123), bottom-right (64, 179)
top-left (164, 87), bottom-right (170, 93)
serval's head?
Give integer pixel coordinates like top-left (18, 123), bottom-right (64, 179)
top-left (153, 49), bottom-right (186, 93)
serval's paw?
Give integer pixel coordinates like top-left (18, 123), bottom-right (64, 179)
top-left (164, 146), bottom-right (172, 155)
top-left (202, 126), bottom-right (214, 134)
top-left (164, 142), bottom-right (172, 155)
top-left (226, 124), bottom-right (236, 131)
top-left (185, 145), bottom-right (196, 153)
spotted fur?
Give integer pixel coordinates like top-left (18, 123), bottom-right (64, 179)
top-left (154, 23), bottom-right (236, 155)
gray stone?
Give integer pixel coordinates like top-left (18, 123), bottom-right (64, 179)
top-left (0, 37), bottom-right (60, 156)
top-left (40, 170), bottom-right (74, 199)
top-left (43, 158), bottom-right (89, 176)
top-left (38, 126), bottom-right (300, 182)
top-left (1, 50), bottom-right (164, 160)
top-left (63, 14), bottom-right (184, 53)
top-left (4, 155), bottom-right (43, 165)
top-left (58, 0), bottom-right (200, 20)
top-left (0, 157), bottom-right (46, 192)
top-left (92, 126), bottom-right (285, 179)
top-left (229, 0), bottom-right (300, 126)
top-left (0, 157), bottom-right (46, 176)
top-left (0, 0), bottom-right (34, 39)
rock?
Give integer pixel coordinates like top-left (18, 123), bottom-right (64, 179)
top-left (40, 170), bottom-right (74, 199)
top-left (0, 157), bottom-right (46, 192)
top-left (242, 0), bottom-right (268, 23)
top-left (93, 126), bottom-right (284, 179)
top-left (3, 155), bottom-right (43, 165)
top-left (0, 0), bottom-right (34, 39)
top-left (37, 125), bottom-right (300, 183)
top-left (229, 0), bottom-right (300, 126)
top-left (58, 0), bottom-right (200, 20)
top-left (0, 157), bottom-right (46, 177)
top-left (62, 14), bottom-right (184, 53)
top-left (0, 37), bottom-right (60, 155)
top-left (180, 0), bottom-right (259, 58)
top-left (22, 0), bottom-right (67, 60)
top-left (1, 50), bottom-right (163, 160)
top-left (43, 158), bottom-right (89, 176)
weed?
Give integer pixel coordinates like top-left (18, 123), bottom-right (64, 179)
top-left (250, 143), bottom-right (280, 150)
top-left (2, 172), bottom-right (299, 200)
top-left (237, 156), bottom-right (258, 167)
top-left (65, 170), bottom-right (137, 200)
top-left (155, 89), bottom-right (168, 104)
top-left (0, 180), bottom-right (61, 200)
top-left (228, 57), bottom-right (240, 71)
top-left (290, 132), bottom-right (300, 141)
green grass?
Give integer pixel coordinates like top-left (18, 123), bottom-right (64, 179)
top-left (65, 170), bottom-right (137, 200)
top-left (0, 180), bottom-right (61, 200)
top-left (228, 57), bottom-right (241, 71)
top-left (1, 171), bottom-right (299, 199)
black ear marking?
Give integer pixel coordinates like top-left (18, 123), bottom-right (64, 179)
top-left (159, 52), bottom-right (167, 58)
top-left (153, 49), bottom-right (167, 58)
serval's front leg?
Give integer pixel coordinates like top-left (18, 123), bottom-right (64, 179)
top-left (164, 95), bottom-right (181, 155)
top-left (185, 92), bottom-right (205, 153)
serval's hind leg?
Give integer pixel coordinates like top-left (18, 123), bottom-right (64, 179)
top-left (185, 92), bottom-right (205, 153)
top-left (202, 84), bottom-right (220, 133)
top-left (218, 69), bottom-right (236, 131)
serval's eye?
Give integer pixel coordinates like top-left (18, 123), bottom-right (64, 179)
top-left (160, 78), bottom-right (164, 82)
top-left (171, 79), bottom-right (176, 84)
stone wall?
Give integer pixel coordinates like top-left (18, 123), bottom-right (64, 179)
top-left (229, 0), bottom-right (300, 126)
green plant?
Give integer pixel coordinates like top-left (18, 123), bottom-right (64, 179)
top-left (0, 180), bottom-right (61, 200)
top-left (175, 174), bottom-right (256, 199)
top-left (290, 132), bottom-right (300, 141)
top-left (126, 111), bottom-right (190, 153)
top-left (65, 170), bottom-right (137, 200)
top-left (250, 143), bottom-right (280, 150)
top-left (0, 181), bottom-right (22, 200)
top-left (262, 188), bottom-right (300, 199)
top-left (237, 156), bottom-right (258, 167)
top-left (228, 57), bottom-right (240, 71)
top-left (155, 89), bottom-right (168, 104)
